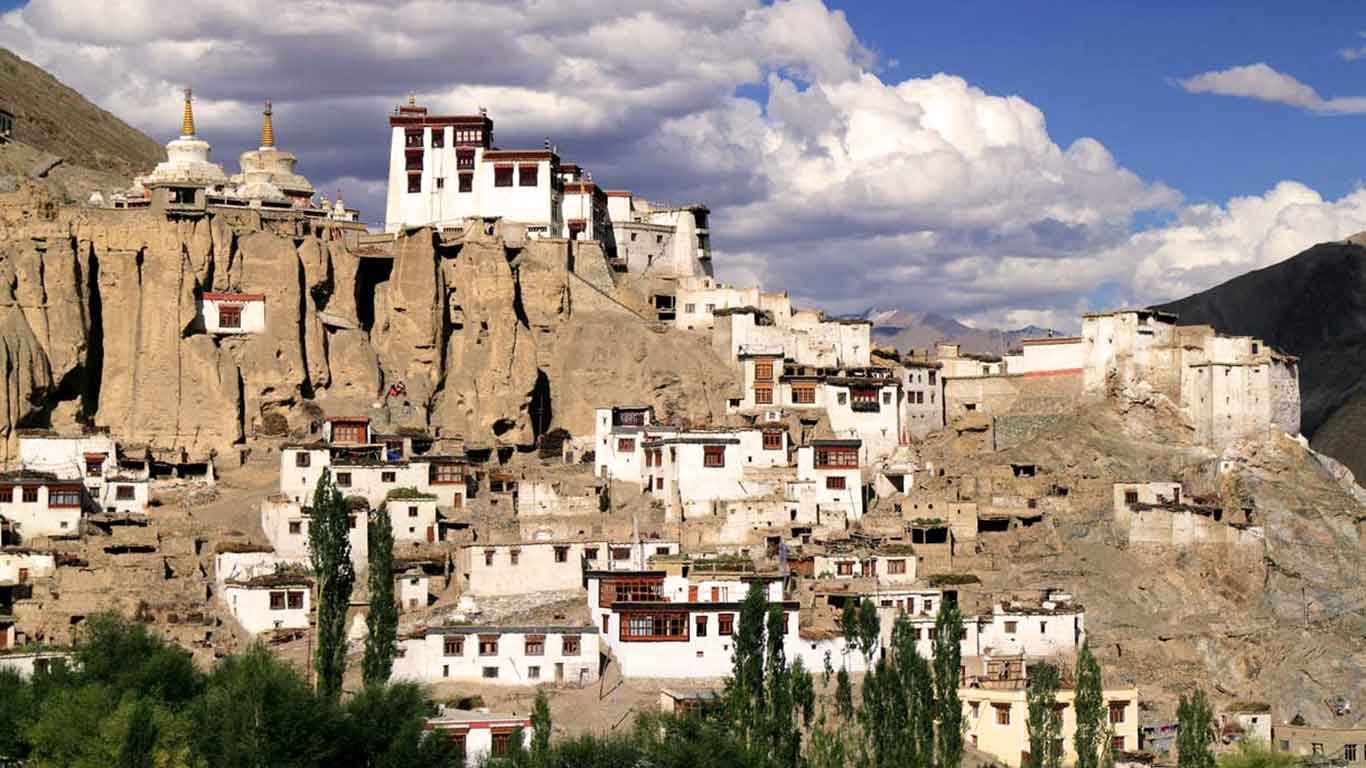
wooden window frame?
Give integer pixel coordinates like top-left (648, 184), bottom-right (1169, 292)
top-left (719, 613), bottom-right (734, 636)
top-left (444, 636), bottom-right (464, 656)
top-left (494, 165), bottom-right (514, 187)
top-left (518, 163), bottom-right (539, 187)
top-left (754, 361), bottom-right (774, 381)
top-left (218, 304), bottom-right (243, 329)
top-left (703, 445), bottom-right (726, 468)
top-left (115, 484), bottom-right (136, 501)
top-left (407, 173), bottom-right (421, 193)
top-left (525, 635), bottom-right (545, 656)
top-left (994, 703), bottom-right (1011, 725)
top-left (887, 558), bottom-right (906, 574)
top-left (754, 385), bottom-right (773, 405)
top-left (617, 438), bottom-right (635, 452)
top-left (814, 447), bottom-right (859, 469)
top-left (430, 463), bottom-right (463, 485)
top-left (792, 385), bottom-right (816, 405)
top-left (478, 635), bottom-right (500, 656)
top-left (620, 611), bottom-right (689, 642)
top-left (22, 487), bottom-right (38, 503)
top-left (826, 476), bottom-right (846, 490)
top-left (762, 431), bottom-right (783, 450)
top-left (48, 488), bottom-right (81, 508)
top-left (295, 452), bottom-right (311, 468)
top-left (562, 635), bottom-right (581, 656)
top-left (269, 591), bottom-right (286, 610)
top-left (287, 591), bottom-right (304, 609)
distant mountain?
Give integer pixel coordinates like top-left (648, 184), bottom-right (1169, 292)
top-left (865, 308), bottom-right (1058, 356)
top-left (1155, 234), bottom-right (1366, 479)
top-left (0, 47), bottom-right (164, 179)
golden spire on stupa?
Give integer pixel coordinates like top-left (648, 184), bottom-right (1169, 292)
top-left (181, 87), bottom-right (195, 137)
top-left (261, 100), bottom-right (274, 148)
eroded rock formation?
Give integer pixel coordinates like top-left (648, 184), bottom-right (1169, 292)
top-left (0, 192), bottom-right (737, 463)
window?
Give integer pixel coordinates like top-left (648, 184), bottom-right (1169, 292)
top-left (1312, 744), bottom-right (1325, 756)
top-left (684, 303), bottom-right (696, 313)
top-left (479, 636), bottom-right (499, 656)
top-left (407, 174), bottom-right (421, 193)
top-left (494, 165), bottom-right (514, 187)
top-left (562, 635), bottom-right (581, 656)
top-left (1108, 701), bottom-right (1128, 724)
top-left (429, 128), bottom-right (444, 148)
top-left (994, 704), bottom-right (1011, 725)
top-left (295, 452), bottom-right (311, 468)
top-left (1040, 621), bottom-right (1048, 634)
top-left (1278, 741), bottom-right (1291, 753)
top-left (655, 546), bottom-right (671, 555)
top-left (430, 463), bottom-right (463, 485)
top-left (696, 615), bottom-right (708, 637)
top-left (888, 558), bottom-right (907, 574)
top-left (405, 505), bottom-right (418, 518)
top-left (443, 636), bottom-right (465, 657)
top-left (554, 546), bottom-right (569, 563)
top-left (288, 521), bottom-right (302, 535)
top-left (1112, 736), bottom-right (1126, 752)
top-left (49, 489), bottom-right (81, 507)
top-left (599, 576), bottom-right (664, 605)
top-left (754, 385), bottom-right (773, 405)
top-left (528, 665), bottom-right (540, 679)
top-left (789, 385), bottom-right (816, 405)
top-left (703, 445), bottom-right (725, 468)
top-left (1124, 490), bottom-right (1138, 505)
top-left (763, 431), bottom-right (783, 450)
top-left (1004, 621), bottom-right (1018, 634)
top-left (1342, 744), bottom-right (1357, 761)
top-left (836, 561), bottom-right (854, 576)
top-left (347, 515), bottom-right (357, 530)
top-left (484, 550), bottom-right (495, 566)
top-left (457, 149), bottom-right (475, 169)
top-left (525, 635), bottom-right (545, 656)
top-left (405, 129), bottom-right (423, 148)
top-left (826, 476), bottom-right (846, 490)
top-left (219, 305), bottom-right (243, 329)
top-left (491, 731), bottom-right (512, 755)
top-left (519, 164), bottom-right (539, 186)
top-left (611, 547), bottom-right (631, 561)
top-left (719, 614), bottom-right (735, 635)
top-left (335, 472), bottom-right (351, 487)
top-left (115, 484), bottom-right (135, 500)
top-left (287, 591), bottom-right (304, 609)
top-left (814, 447), bottom-right (859, 469)
top-left (270, 591), bottom-right (286, 609)
top-left (435, 177), bottom-right (445, 190)
top-left (705, 303), bottom-right (715, 313)
top-left (620, 611), bottom-right (688, 641)
top-left (618, 438), bottom-right (635, 452)
top-left (882, 391), bottom-right (892, 405)
top-left (483, 667), bottom-right (499, 679)
top-left (458, 172), bottom-right (473, 193)
top-left (584, 547), bottom-right (599, 561)
top-left (754, 362), bottom-right (774, 381)
top-left (85, 457), bottom-right (103, 477)
top-left (655, 477), bottom-right (663, 490)
top-left (23, 487), bottom-right (38, 503)
top-left (510, 549), bottom-right (520, 565)
top-left (928, 370), bottom-right (937, 385)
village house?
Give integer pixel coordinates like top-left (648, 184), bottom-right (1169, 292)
top-left (0, 649), bottom-right (72, 677)
top-left (398, 568), bottom-right (431, 611)
top-left (606, 193), bottom-right (712, 280)
top-left (961, 682), bottom-right (1140, 767)
top-left (276, 433), bottom-right (466, 510)
top-left (393, 624), bottom-right (600, 686)
top-left (560, 175), bottom-right (611, 245)
top-left (674, 278), bottom-right (792, 332)
top-left (586, 565), bottom-right (865, 679)
top-left (976, 590), bottom-right (1086, 658)
top-left (426, 708), bottom-right (533, 766)
top-left (0, 474), bottom-right (89, 540)
top-left (709, 303), bottom-right (872, 371)
top-left (458, 538), bottom-right (682, 598)
top-left (795, 440), bottom-right (864, 521)
top-left (260, 494), bottom-right (370, 565)
top-left (899, 357), bottom-right (944, 439)
top-left (643, 428), bottom-right (792, 521)
top-left (199, 292), bottom-right (267, 334)
top-left (820, 369), bottom-right (903, 464)
top-left (593, 405), bottom-right (676, 484)
top-left (15, 434), bottom-right (152, 516)
top-left (222, 571), bottom-right (312, 635)
top-left (811, 542), bottom-right (918, 584)
top-left (1274, 720), bottom-right (1366, 763)
top-left (383, 97), bottom-right (563, 237)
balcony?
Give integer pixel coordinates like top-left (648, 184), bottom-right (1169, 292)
top-left (850, 401), bottom-right (881, 413)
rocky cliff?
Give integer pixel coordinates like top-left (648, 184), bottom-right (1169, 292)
top-left (0, 184), bottom-right (736, 464)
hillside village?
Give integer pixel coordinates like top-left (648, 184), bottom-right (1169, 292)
top-left (0, 82), bottom-right (1364, 768)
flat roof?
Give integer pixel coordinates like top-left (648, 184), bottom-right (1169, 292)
top-left (424, 624), bottom-right (595, 635)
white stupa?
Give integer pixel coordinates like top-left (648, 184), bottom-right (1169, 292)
top-left (233, 100), bottom-right (315, 207)
top-left (140, 88), bottom-right (229, 189)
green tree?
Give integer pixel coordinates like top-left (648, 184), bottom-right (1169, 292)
top-left (531, 689), bottom-right (553, 759)
top-left (727, 582), bottom-right (769, 748)
top-left (25, 683), bottom-right (119, 768)
top-left (191, 643), bottom-right (341, 768)
top-left (309, 467), bottom-right (356, 702)
top-left (834, 668), bottom-right (854, 721)
top-left (117, 698), bottom-right (158, 768)
top-left (0, 669), bottom-right (33, 761)
top-left (1217, 739), bottom-right (1296, 768)
top-left (889, 615), bottom-right (934, 768)
top-left (1074, 643), bottom-right (1107, 768)
top-left (934, 599), bottom-right (965, 768)
top-left (1177, 689), bottom-right (1216, 768)
top-left (340, 680), bottom-right (458, 768)
top-left (362, 502), bottom-right (398, 687)
top-left (76, 612), bottom-right (202, 703)
top-left (1026, 662), bottom-right (1063, 768)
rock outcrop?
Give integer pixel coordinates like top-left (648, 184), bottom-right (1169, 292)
top-left (0, 202), bottom-right (737, 463)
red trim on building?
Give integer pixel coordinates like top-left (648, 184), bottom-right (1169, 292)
top-left (481, 149), bottom-right (557, 162)
top-left (202, 292), bottom-right (266, 302)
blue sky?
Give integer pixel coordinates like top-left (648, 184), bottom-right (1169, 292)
top-left (4, 1), bottom-right (1366, 328)
top-left (839, 2), bottom-right (1366, 206)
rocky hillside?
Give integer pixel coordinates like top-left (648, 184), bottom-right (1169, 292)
top-left (1155, 236), bottom-right (1366, 479)
top-left (0, 47), bottom-right (165, 179)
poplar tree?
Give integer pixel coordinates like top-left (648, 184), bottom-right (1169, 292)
top-left (309, 468), bottom-right (355, 702)
top-left (728, 582), bottom-right (769, 748)
top-left (1177, 689), bottom-right (1215, 768)
top-left (1073, 643), bottom-right (1106, 768)
top-left (934, 600), bottom-right (965, 768)
top-left (531, 689), bottom-right (552, 759)
top-left (362, 503), bottom-right (398, 687)
top-left (1026, 662), bottom-right (1063, 768)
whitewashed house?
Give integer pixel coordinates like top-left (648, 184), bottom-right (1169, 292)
top-left (0, 550), bottom-right (56, 585)
top-left (796, 440), bottom-right (863, 520)
top-left (223, 572), bottom-right (312, 635)
top-left (0, 476), bottom-right (88, 540)
top-left (200, 292), bottom-right (267, 334)
top-left (393, 625), bottom-right (599, 686)
top-left (976, 591), bottom-right (1086, 657)
top-left (426, 709), bottom-right (533, 766)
